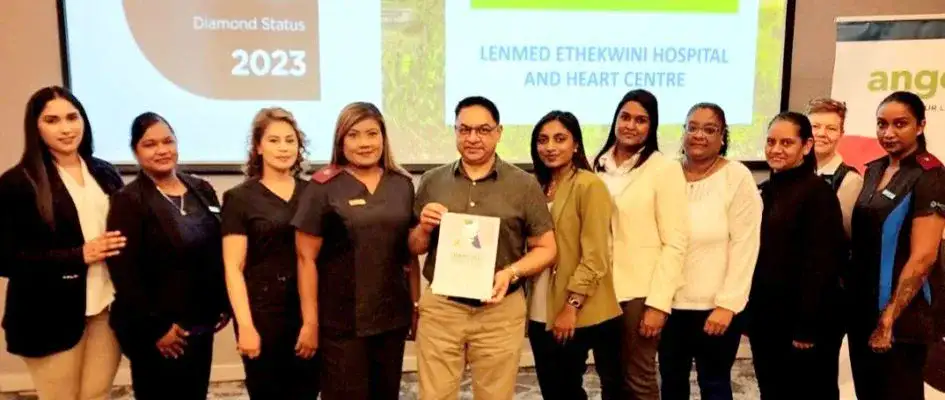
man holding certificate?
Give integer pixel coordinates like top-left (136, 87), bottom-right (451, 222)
top-left (409, 96), bottom-right (557, 400)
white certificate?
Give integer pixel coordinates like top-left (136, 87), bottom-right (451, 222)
top-left (431, 212), bottom-right (501, 301)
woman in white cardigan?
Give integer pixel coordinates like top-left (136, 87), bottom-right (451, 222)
top-left (593, 89), bottom-right (689, 400)
top-left (658, 103), bottom-right (762, 400)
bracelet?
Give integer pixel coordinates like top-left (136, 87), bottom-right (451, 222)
top-left (507, 265), bottom-right (521, 283)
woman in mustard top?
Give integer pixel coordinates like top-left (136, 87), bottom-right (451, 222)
top-left (528, 110), bottom-right (623, 400)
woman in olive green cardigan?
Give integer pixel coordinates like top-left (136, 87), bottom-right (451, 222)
top-left (528, 110), bottom-right (623, 400)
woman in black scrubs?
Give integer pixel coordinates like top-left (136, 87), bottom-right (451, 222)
top-left (848, 91), bottom-right (945, 400)
top-left (747, 111), bottom-right (847, 399)
top-left (221, 107), bottom-right (319, 398)
top-left (292, 102), bottom-right (419, 400)
top-left (106, 112), bottom-right (231, 400)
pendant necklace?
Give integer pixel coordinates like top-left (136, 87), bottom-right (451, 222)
top-left (685, 156), bottom-right (720, 188)
top-left (157, 187), bottom-right (187, 216)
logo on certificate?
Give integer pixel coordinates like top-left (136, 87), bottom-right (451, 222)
top-left (454, 218), bottom-right (483, 249)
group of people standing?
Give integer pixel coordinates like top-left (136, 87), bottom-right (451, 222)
top-left (0, 84), bottom-right (941, 400)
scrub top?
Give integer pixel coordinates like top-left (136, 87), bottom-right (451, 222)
top-left (161, 190), bottom-right (224, 327)
top-left (850, 149), bottom-right (945, 343)
top-left (221, 178), bottom-right (305, 315)
top-left (292, 167), bottom-right (415, 338)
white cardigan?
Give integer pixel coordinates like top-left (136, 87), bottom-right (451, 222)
top-left (598, 150), bottom-right (689, 313)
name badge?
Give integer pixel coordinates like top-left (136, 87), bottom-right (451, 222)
top-left (208, 206), bottom-right (221, 213)
top-left (882, 189), bottom-right (897, 200)
top-left (348, 198), bottom-right (367, 206)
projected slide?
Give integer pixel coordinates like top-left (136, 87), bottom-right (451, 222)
top-left (64, 0), bottom-right (381, 163)
top-left (62, 0), bottom-right (788, 165)
top-left (445, 0), bottom-right (759, 125)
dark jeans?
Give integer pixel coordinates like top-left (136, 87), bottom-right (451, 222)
top-left (658, 309), bottom-right (743, 400)
top-left (748, 325), bottom-right (838, 400)
top-left (849, 329), bottom-right (928, 400)
top-left (319, 327), bottom-right (408, 400)
top-left (241, 312), bottom-right (320, 399)
top-left (127, 332), bottom-right (214, 400)
top-left (619, 299), bottom-right (661, 400)
top-left (528, 316), bottom-right (623, 400)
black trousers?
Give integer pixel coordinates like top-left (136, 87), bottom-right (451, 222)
top-left (658, 309), bottom-right (743, 400)
top-left (127, 332), bottom-right (214, 400)
top-left (849, 329), bottom-right (928, 400)
top-left (319, 327), bottom-right (408, 400)
top-left (241, 311), bottom-right (320, 399)
top-left (748, 325), bottom-right (838, 400)
top-left (528, 316), bottom-right (623, 400)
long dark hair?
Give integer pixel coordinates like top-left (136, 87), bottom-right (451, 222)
top-left (878, 91), bottom-right (927, 149)
top-left (684, 102), bottom-right (730, 156)
top-left (594, 89), bottom-right (660, 171)
top-left (530, 110), bottom-right (592, 190)
top-left (768, 111), bottom-right (816, 172)
top-left (21, 86), bottom-right (95, 227)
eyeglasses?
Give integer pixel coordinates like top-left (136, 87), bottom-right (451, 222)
top-left (684, 124), bottom-right (722, 136)
top-left (456, 125), bottom-right (496, 137)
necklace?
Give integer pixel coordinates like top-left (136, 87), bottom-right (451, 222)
top-left (545, 179), bottom-right (557, 199)
top-left (157, 187), bottom-right (187, 216)
top-left (684, 156), bottom-right (721, 185)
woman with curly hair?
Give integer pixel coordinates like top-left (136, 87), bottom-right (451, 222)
top-left (220, 107), bottom-right (319, 398)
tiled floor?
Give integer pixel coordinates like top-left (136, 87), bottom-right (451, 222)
top-left (2, 361), bottom-right (762, 399)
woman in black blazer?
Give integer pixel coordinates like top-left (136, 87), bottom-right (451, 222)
top-left (0, 86), bottom-right (125, 400)
top-left (106, 112), bottom-right (231, 400)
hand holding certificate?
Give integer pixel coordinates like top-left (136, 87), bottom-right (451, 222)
top-left (431, 212), bottom-right (501, 301)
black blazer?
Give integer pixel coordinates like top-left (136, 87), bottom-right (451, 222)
top-left (0, 157), bottom-right (123, 357)
top-left (106, 172), bottom-right (229, 354)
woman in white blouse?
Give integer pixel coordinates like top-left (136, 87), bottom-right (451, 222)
top-left (657, 103), bottom-right (762, 400)
top-left (593, 89), bottom-right (689, 399)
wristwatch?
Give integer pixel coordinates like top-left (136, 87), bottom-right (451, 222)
top-left (567, 295), bottom-right (584, 310)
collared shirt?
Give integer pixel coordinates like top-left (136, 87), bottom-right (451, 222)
top-left (293, 170), bottom-right (415, 338)
top-left (850, 150), bottom-right (945, 343)
top-left (56, 160), bottom-right (114, 316)
top-left (415, 156), bottom-right (553, 284)
top-left (596, 145), bottom-right (642, 196)
top-left (221, 178), bottom-right (305, 314)
top-left (817, 153), bottom-right (864, 237)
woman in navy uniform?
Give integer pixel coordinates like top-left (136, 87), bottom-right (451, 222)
top-left (221, 107), bottom-right (319, 398)
top-left (848, 91), bottom-right (945, 400)
top-left (292, 102), bottom-right (419, 400)
top-left (106, 112), bottom-right (231, 400)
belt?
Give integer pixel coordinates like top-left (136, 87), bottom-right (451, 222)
top-left (447, 283), bottom-right (522, 307)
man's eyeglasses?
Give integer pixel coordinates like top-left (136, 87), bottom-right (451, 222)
top-left (456, 125), bottom-right (496, 137)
